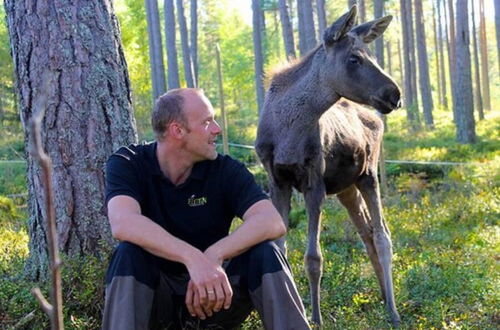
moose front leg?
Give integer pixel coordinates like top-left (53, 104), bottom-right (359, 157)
top-left (304, 183), bottom-right (326, 325)
top-left (357, 174), bottom-right (400, 326)
top-left (269, 182), bottom-right (292, 253)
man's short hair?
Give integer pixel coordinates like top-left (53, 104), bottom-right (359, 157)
top-left (151, 88), bottom-right (203, 141)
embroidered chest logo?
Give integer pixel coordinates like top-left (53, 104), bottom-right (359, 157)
top-left (188, 194), bottom-right (207, 207)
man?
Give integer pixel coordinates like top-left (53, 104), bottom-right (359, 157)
top-left (103, 88), bottom-right (310, 329)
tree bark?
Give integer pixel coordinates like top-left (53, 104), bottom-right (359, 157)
top-left (176, 0), bottom-right (195, 88)
top-left (478, 0), bottom-right (490, 110)
top-left (303, 0), bottom-right (317, 51)
top-left (408, 0), bottom-right (420, 124)
top-left (279, 0), bottom-right (296, 59)
top-left (432, 0), bottom-right (442, 109)
top-left (359, 0), bottom-right (366, 23)
top-left (145, 0), bottom-right (166, 101)
top-left (316, 0), bottom-right (327, 38)
top-left (374, 0), bottom-right (384, 68)
top-left (446, 0), bottom-right (459, 123)
top-left (297, 0), bottom-right (307, 55)
top-left (4, 0), bottom-right (137, 278)
top-left (471, 0), bottom-right (484, 120)
top-left (437, 0), bottom-right (448, 109)
top-left (190, 0), bottom-right (198, 84)
top-left (164, 0), bottom-right (180, 89)
top-left (400, 0), bottom-right (418, 127)
top-left (454, 0), bottom-right (476, 143)
top-left (252, 0), bottom-right (265, 115)
top-left (495, 0), bottom-right (500, 73)
top-left (415, 0), bottom-right (434, 128)
top-left (386, 41), bottom-right (392, 77)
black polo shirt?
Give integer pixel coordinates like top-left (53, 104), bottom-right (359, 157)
top-left (105, 142), bottom-right (268, 254)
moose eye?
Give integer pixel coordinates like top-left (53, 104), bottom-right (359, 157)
top-left (349, 55), bottom-right (361, 65)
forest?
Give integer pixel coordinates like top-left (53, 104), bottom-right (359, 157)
top-left (0, 0), bottom-right (499, 329)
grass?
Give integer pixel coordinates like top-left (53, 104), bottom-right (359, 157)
top-left (0, 108), bottom-right (499, 329)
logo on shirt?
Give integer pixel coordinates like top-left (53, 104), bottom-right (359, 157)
top-left (188, 194), bottom-right (207, 207)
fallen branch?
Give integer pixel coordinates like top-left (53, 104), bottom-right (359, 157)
top-left (29, 71), bottom-right (64, 329)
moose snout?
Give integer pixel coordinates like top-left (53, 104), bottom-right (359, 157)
top-left (372, 85), bottom-right (402, 114)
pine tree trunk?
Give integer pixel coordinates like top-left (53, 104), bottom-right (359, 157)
top-left (400, 0), bottom-right (417, 127)
top-left (437, 0), bottom-right (448, 109)
top-left (432, 0), bottom-right (442, 108)
top-left (145, 0), bottom-right (166, 101)
top-left (165, 0), bottom-right (180, 89)
top-left (398, 38), bottom-right (403, 88)
top-left (176, 0), bottom-right (195, 88)
top-left (359, 0), bottom-right (366, 23)
top-left (190, 0), bottom-right (199, 84)
top-left (446, 0), bottom-right (459, 123)
top-left (415, 0), bottom-right (434, 128)
top-left (454, 0), bottom-right (476, 144)
top-left (279, 0), bottom-right (296, 59)
top-left (386, 41), bottom-right (392, 77)
top-left (316, 0), bottom-right (327, 38)
top-left (408, 0), bottom-right (420, 125)
top-left (478, 0), bottom-right (490, 110)
top-left (4, 0), bottom-right (138, 279)
top-left (303, 0), bottom-right (317, 51)
top-left (471, 0), bottom-right (484, 120)
top-left (374, 0), bottom-right (384, 68)
top-left (252, 0), bottom-right (265, 115)
top-left (495, 0), bottom-right (500, 73)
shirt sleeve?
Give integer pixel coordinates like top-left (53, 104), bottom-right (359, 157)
top-left (223, 159), bottom-right (269, 218)
top-left (105, 150), bottom-right (143, 206)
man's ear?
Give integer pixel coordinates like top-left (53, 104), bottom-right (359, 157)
top-left (323, 5), bottom-right (357, 46)
top-left (350, 15), bottom-right (393, 44)
top-left (169, 122), bottom-right (186, 139)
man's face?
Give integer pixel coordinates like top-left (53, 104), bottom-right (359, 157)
top-left (181, 92), bottom-right (222, 162)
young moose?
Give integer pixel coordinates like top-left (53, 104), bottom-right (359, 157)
top-left (255, 6), bottom-right (402, 326)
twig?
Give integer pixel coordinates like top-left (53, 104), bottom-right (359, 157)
top-left (12, 310), bottom-right (36, 329)
top-left (29, 70), bottom-right (64, 330)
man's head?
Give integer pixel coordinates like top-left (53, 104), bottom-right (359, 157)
top-left (152, 88), bottom-right (221, 161)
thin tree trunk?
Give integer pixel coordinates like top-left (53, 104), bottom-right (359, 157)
top-left (374, 0), bottom-right (384, 68)
top-left (447, 0), bottom-right (459, 123)
top-left (252, 0), bottom-right (265, 115)
top-left (4, 0), bottom-right (137, 278)
top-left (398, 38), bottom-right (403, 89)
top-left (176, 0), bottom-right (195, 87)
top-left (386, 42), bottom-right (392, 77)
top-left (303, 0), bottom-right (317, 51)
top-left (316, 0), bottom-right (327, 38)
top-left (432, 0), bottom-right (442, 108)
top-left (297, 0), bottom-right (307, 55)
top-left (495, 0), bottom-right (500, 73)
top-left (359, 0), bottom-right (366, 23)
top-left (454, 0), bottom-right (476, 143)
top-left (215, 44), bottom-right (229, 155)
top-left (145, 0), bottom-right (166, 100)
top-left (400, 0), bottom-right (417, 127)
top-left (437, 0), bottom-right (448, 108)
top-left (190, 0), bottom-right (199, 83)
top-left (415, 0), bottom-right (434, 128)
top-left (471, 0), bottom-right (484, 120)
top-left (478, 0), bottom-right (490, 110)
top-left (279, 0), bottom-right (296, 59)
top-left (408, 0), bottom-right (420, 124)
top-left (165, 0), bottom-right (180, 89)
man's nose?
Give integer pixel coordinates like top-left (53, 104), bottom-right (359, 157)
top-left (212, 120), bottom-right (222, 134)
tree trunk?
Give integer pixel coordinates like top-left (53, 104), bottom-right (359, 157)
top-left (165, 0), bottom-right (180, 89)
top-left (386, 42), bottom-right (392, 77)
top-left (190, 0), bottom-right (199, 84)
top-left (471, 0), bottom-right (484, 120)
top-left (359, 0), bottom-right (366, 23)
top-left (252, 0), bottom-right (265, 115)
top-left (303, 0), bottom-right (317, 51)
top-left (297, 0), bottom-right (307, 55)
top-left (400, 0), bottom-right (418, 127)
top-left (415, 0), bottom-right (434, 128)
top-left (316, 0), bottom-right (327, 38)
top-left (4, 0), bottom-right (138, 278)
top-left (454, 0), bottom-right (476, 144)
top-left (374, 0), bottom-right (384, 68)
top-left (176, 0), bottom-right (195, 87)
top-left (446, 0), bottom-right (459, 123)
top-left (397, 38), bottom-right (403, 88)
top-left (432, 0), bottom-right (442, 109)
top-left (437, 0), bottom-right (448, 109)
top-left (279, 0), bottom-right (296, 59)
top-left (478, 0), bottom-right (490, 110)
top-left (495, 0), bottom-right (500, 73)
top-left (408, 0), bottom-right (420, 125)
top-left (145, 0), bottom-right (166, 101)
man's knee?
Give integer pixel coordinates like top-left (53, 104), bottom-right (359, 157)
top-left (105, 241), bottom-right (157, 288)
top-left (245, 241), bottom-right (290, 289)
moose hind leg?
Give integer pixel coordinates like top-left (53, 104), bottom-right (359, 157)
top-left (337, 186), bottom-right (387, 300)
top-left (269, 183), bottom-right (292, 253)
top-left (356, 174), bottom-right (400, 326)
top-left (304, 184), bottom-right (326, 325)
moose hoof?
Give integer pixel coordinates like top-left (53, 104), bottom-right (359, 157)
top-left (390, 313), bottom-right (401, 328)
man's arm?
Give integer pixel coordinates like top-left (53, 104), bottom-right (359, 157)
top-left (204, 199), bottom-right (286, 264)
top-left (108, 195), bottom-right (233, 318)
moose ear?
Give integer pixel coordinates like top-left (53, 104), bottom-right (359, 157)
top-left (323, 5), bottom-right (358, 45)
top-left (350, 15), bottom-right (393, 44)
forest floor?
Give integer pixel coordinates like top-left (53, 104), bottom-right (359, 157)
top-left (0, 108), bottom-right (498, 329)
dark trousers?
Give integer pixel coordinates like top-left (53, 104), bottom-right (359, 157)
top-left (102, 241), bottom-right (310, 330)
